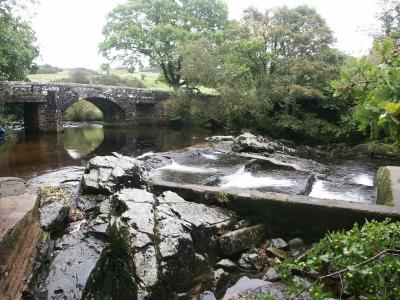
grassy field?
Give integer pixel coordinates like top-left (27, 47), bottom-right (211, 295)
top-left (28, 68), bottom-right (216, 93)
top-left (28, 69), bottom-right (173, 91)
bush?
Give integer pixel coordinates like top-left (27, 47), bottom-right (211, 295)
top-left (36, 64), bottom-right (62, 74)
top-left (91, 74), bottom-right (146, 88)
top-left (64, 100), bottom-right (103, 121)
top-left (277, 219), bottom-right (400, 299)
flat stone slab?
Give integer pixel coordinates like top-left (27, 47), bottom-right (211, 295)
top-left (152, 180), bottom-right (400, 240)
top-left (0, 177), bottom-right (26, 198)
top-left (0, 177), bottom-right (41, 300)
top-left (0, 178), bottom-right (38, 240)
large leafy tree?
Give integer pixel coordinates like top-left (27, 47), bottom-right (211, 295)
top-left (0, 0), bottom-right (38, 80)
top-left (179, 6), bottom-right (346, 140)
top-left (379, 0), bottom-right (400, 40)
top-left (333, 39), bottom-right (400, 144)
top-left (100, 0), bottom-right (228, 89)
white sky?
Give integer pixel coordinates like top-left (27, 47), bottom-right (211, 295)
top-left (30, 0), bottom-right (381, 69)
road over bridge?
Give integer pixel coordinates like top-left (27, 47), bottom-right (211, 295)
top-left (0, 81), bottom-right (169, 132)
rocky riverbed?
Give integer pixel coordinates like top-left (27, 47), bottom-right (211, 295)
top-left (1, 132), bottom-right (396, 299)
top-left (19, 152), bottom-right (310, 300)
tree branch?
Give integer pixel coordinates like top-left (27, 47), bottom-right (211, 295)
top-left (290, 249), bottom-right (400, 300)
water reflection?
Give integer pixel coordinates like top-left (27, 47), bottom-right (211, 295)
top-left (64, 126), bottom-right (104, 159)
top-left (0, 125), bottom-right (224, 178)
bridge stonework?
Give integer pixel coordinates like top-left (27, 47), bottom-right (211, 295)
top-left (0, 81), bottom-right (169, 132)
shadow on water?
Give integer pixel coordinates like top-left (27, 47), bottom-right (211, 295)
top-left (0, 125), bottom-right (225, 178)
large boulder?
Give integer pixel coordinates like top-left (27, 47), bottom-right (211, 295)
top-left (84, 189), bottom-right (237, 299)
top-left (232, 133), bottom-right (295, 154)
top-left (35, 231), bottom-right (105, 300)
top-left (81, 153), bottom-right (150, 195)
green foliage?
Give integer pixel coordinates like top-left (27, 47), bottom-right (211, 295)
top-left (36, 64), bottom-right (62, 74)
top-left (64, 100), bottom-right (103, 121)
top-left (277, 219), bottom-right (400, 299)
top-left (333, 38), bottom-right (400, 145)
top-left (91, 73), bottom-right (146, 88)
top-left (378, 0), bottom-right (400, 40)
top-left (64, 68), bottom-right (95, 84)
top-left (176, 6), bottom-right (347, 141)
top-left (62, 68), bottom-right (146, 88)
top-left (100, 0), bottom-right (228, 89)
top-left (0, 4), bottom-right (39, 80)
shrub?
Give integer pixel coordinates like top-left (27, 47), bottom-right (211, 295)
top-left (36, 64), bottom-right (62, 74)
top-left (91, 74), bottom-right (145, 88)
top-left (64, 100), bottom-right (103, 121)
top-left (277, 219), bottom-right (400, 299)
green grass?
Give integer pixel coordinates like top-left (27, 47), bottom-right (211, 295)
top-left (28, 69), bottom-right (172, 91)
top-left (28, 68), bottom-right (216, 93)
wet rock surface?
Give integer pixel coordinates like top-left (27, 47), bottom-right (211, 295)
top-left (232, 133), bottom-right (295, 154)
top-left (0, 178), bottom-right (41, 300)
top-left (81, 153), bottom-right (149, 194)
top-left (20, 131), bottom-right (395, 299)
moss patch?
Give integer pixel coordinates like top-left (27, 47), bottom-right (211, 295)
top-left (376, 167), bottom-right (393, 206)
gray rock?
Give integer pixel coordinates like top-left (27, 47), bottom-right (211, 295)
top-left (29, 167), bottom-right (84, 187)
top-left (218, 224), bottom-right (266, 256)
top-left (198, 291), bottom-right (217, 300)
top-left (216, 259), bottom-right (239, 272)
top-left (271, 238), bottom-right (288, 250)
top-left (263, 267), bottom-right (280, 282)
top-left (206, 136), bottom-right (234, 142)
top-left (81, 153), bottom-right (149, 194)
top-left (232, 133), bottom-right (295, 154)
top-left (42, 231), bottom-right (104, 300)
top-left (212, 268), bottom-right (231, 293)
top-left (85, 190), bottom-right (237, 299)
top-left (223, 276), bottom-right (288, 300)
top-left (238, 252), bottom-right (264, 271)
top-left (39, 201), bottom-right (69, 231)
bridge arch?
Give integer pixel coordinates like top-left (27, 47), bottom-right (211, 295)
top-left (59, 92), bottom-right (137, 126)
top-left (0, 81), bottom-right (169, 132)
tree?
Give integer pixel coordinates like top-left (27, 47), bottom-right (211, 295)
top-left (0, 0), bottom-right (38, 80)
top-left (378, 0), bottom-right (400, 40)
top-left (100, 0), bottom-right (228, 89)
top-left (178, 6), bottom-right (346, 140)
top-left (333, 38), bottom-right (400, 145)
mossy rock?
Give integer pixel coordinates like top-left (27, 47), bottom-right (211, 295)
top-left (376, 167), bottom-right (393, 206)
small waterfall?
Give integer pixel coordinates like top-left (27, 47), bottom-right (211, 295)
top-left (309, 180), bottom-right (369, 202)
top-left (220, 167), bottom-right (294, 189)
top-left (352, 174), bottom-right (374, 186)
top-left (200, 153), bottom-right (218, 160)
top-left (159, 160), bottom-right (217, 173)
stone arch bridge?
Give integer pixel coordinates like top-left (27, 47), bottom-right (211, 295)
top-left (0, 81), bottom-right (169, 132)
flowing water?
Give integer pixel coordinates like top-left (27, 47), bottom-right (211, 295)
top-left (0, 124), bottom-right (397, 204)
top-left (0, 124), bottom-right (224, 178)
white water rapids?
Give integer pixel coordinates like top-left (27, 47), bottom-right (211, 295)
top-left (220, 167), bottom-right (294, 189)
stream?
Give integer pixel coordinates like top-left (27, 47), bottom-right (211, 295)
top-left (0, 124), bottom-right (397, 203)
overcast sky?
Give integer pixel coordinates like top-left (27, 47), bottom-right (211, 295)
top-left (30, 0), bottom-right (381, 69)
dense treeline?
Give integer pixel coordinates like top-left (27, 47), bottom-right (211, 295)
top-left (0, 0), bottom-right (38, 80)
top-left (173, 6), bottom-right (349, 142)
top-left (101, 0), bottom-right (399, 149)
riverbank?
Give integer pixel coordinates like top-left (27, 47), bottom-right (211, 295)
top-left (1, 134), bottom-right (399, 299)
